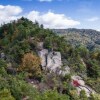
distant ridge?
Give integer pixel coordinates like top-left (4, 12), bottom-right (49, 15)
top-left (53, 28), bottom-right (100, 50)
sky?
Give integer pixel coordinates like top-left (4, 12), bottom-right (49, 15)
top-left (0, 0), bottom-right (100, 30)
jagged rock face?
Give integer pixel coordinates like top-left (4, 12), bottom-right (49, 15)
top-left (46, 52), bottom-right (62, 72)
top-left (38, 49), bottom-right (70, 74)
top-left (38, 49), bottom-right (62, 72)
top-left (38, 49), bottom-right (48, 69)
top-left (38, 42), bottom-right (70, 74)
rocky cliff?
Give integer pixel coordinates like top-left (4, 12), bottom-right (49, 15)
top-left (38, 42), bottom-right (70, 75)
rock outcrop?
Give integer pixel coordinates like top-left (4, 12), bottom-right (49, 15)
top-left (37, 42), bottom-right (96, 97)
top-left (38, 49), bottom-right (48, 70)
top-left (46, 51), bottom-right (62, 72)
top-left (38, 42), bottom-right (70, 74)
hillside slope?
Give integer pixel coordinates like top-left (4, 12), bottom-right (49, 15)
top-left (53, 28), bottom-right (100, 50)
top-left (0, 18), bottom-right (100, 99)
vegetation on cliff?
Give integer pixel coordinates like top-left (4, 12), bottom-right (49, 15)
top-left (0, 17), bottom-right (100, 100)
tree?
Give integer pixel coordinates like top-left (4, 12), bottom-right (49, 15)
top-left (0, 59), bottom-right (8, 77)
top-left (9, 40), bottom-right (31, 63)
top-left (0, 88), bottom-right (15, 100)
top-left (19, 53), bottom-right (41, 77)
top-left (76, 45), bottom-right (89, 58)
top-left (69, 90), bottom-right (80, 100)
top-left (87, 60), bottom-right (100, 78)
top-left (41, 90), bottom-right (70, 100)
top-left (0, 59), bottom-right (7, 68)
top-left (80, 90), bottom-right (88, 100)
top-left (7, 76), bottom-right (40, 100)
top-left (89, 93), bottom-right (100, 100)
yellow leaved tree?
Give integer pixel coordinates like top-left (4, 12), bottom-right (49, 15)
top-left (19, 53), bottom-right (41, 77)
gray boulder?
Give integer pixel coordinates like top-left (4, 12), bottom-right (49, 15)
top-left (46, 51), bottom-right (62, 72)
top-left (38, 49), bottom-right (48, 69)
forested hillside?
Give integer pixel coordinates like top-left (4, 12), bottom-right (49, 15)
top-left (0, 17), bottom-right (100, 100)
top-left (53, 28), bottom-right (100, 50)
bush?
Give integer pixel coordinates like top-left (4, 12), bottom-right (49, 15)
top-left (0, 88), bottom-right (15, 100)
top-left (19, 53), bottom-right (41, 77)
top-left (41, 90), bottom-right (70, 100)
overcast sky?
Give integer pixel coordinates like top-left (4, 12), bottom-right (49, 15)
top-left (0, 0), bottom-right (100, 30)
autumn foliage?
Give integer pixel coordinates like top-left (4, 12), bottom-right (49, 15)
top-left (19, 53), bottom-right (41, 76)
